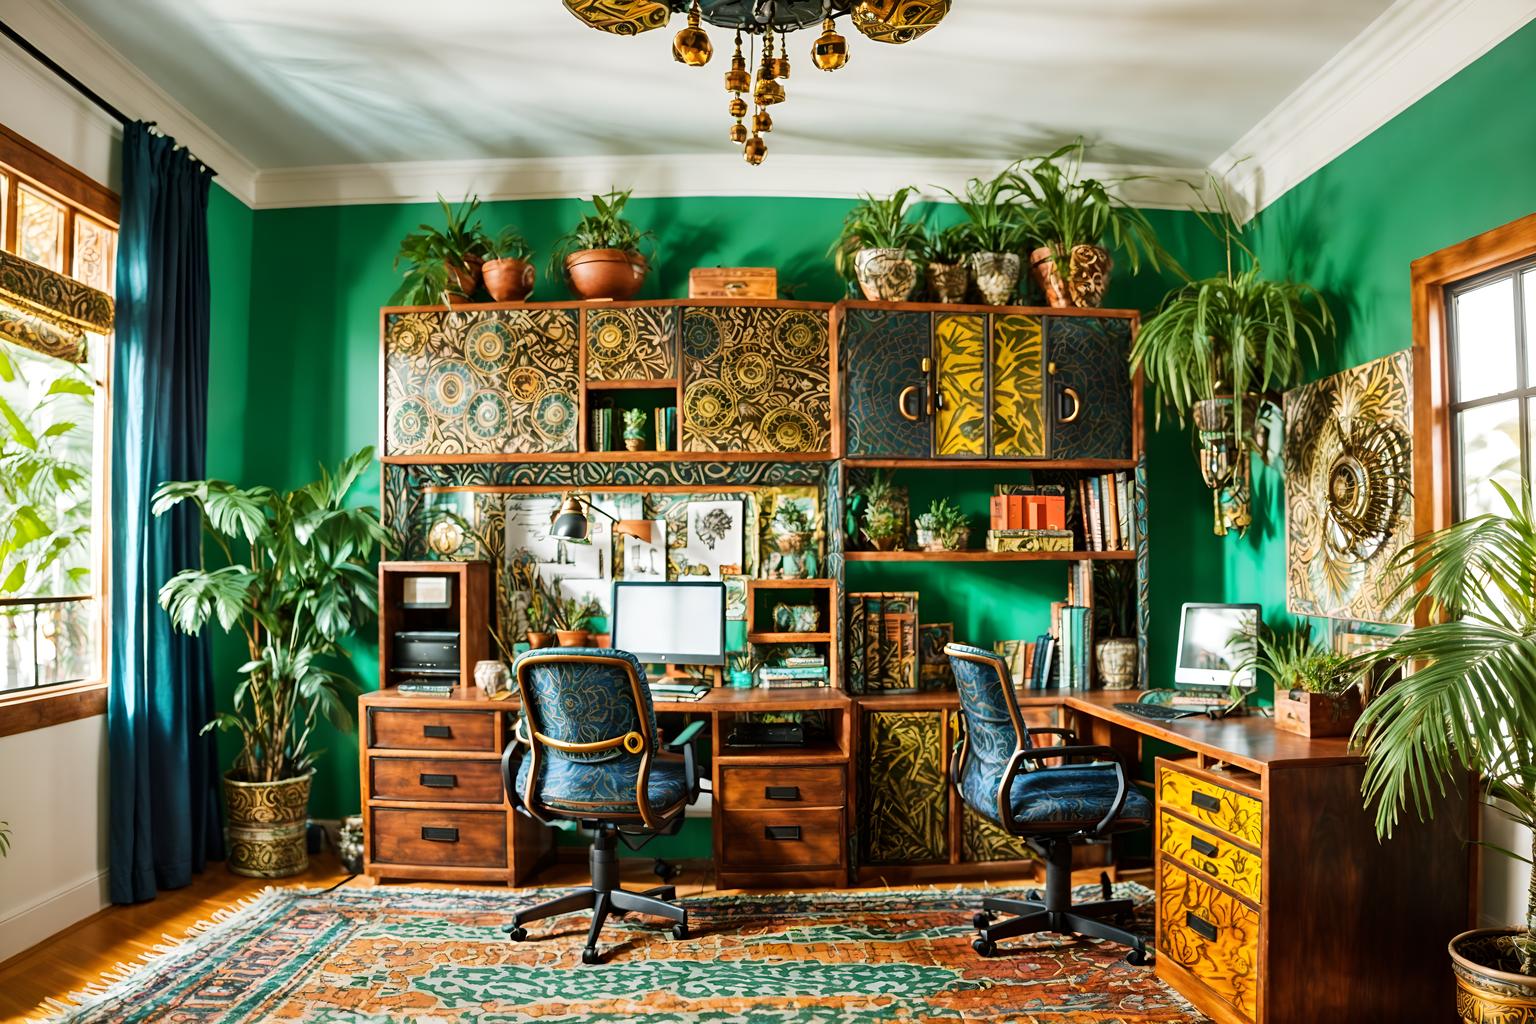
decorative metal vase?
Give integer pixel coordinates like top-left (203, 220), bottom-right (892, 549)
top-left (337, 814), bottom-right (364, 874)
top-left (223, 770), bottom-right (313, 879)
top-left (1450, 930), bottom-right (1536, 1022)
top-left (1029, 244), bottom-right (1113, 308)
top-left (926, 261), bottom-right (969, 304)
top-left (969, 251), bottom-right (1020, 305)
top-left (1095, 638), bottom-right (1139, 690)
top-left (853, 248), bottom-right (918, 302)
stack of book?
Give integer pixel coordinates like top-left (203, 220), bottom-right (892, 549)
top-left (589, 401), bottom-right (614, 452)
top-left (397, 681), bottom-right (456, 695)
top-left (1049, 601), bottom-right (1092, 690)
top-left (987, 484), bottom-right (1073, 552)
top-left (1077, 471), bottom-right (1138, 552)
top-left (649, 679), bottom-right (710, 701)
top-left (654, 406), bottom-right (677, 452)
top-left (758, 654), bottom-right (828, 689)
top-left (1024, 633), bottom-right (1056, 690)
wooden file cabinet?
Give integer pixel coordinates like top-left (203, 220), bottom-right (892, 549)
top-left (715, 763), bottom-right (848, 889)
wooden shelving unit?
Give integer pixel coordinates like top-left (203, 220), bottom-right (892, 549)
top-left (744, 578), bottom-right (838, 691)
top-left (845, 549), bottom-right (1134, 563)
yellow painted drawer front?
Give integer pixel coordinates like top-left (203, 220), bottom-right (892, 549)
top-left (1160, 811), bottom-right (1262, 905)
top-left (1158, 859), bottom-right (1260, 1022)
top-left (1158, 764), bottom-right (1263, 848)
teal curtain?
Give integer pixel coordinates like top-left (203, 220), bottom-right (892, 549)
top-left (108, 123), bottom-right (222, 904)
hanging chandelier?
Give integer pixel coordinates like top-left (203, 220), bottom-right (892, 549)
top-left (561, 1), bottom-right (951, 164)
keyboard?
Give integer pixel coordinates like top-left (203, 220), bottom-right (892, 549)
top-left (1114, 701), bottom-right (1205, 722)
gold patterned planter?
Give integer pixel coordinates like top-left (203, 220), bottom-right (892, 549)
top-left (1451, 930), bottom-right (1536, 1023)
top-left (925, 261), bottom-right (969, 304)
top-left (969, 251), bottom-right (1020, 305)
top-left (224, 771), bottom-right (312, 879)
top-left (1029, 244), bottom-right (1113, 308)
top-left (1095, 637), bottom-right (1139, 690)
top-left (853, 248), bottom-right (918, 302)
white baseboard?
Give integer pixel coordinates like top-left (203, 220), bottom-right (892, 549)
top-left (0, 868), bottom-right (110, 965)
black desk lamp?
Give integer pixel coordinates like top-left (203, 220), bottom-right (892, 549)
top-left (549, 493), bottom-right (654, 544)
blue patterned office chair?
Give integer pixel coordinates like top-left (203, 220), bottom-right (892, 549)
top-left (500, 648), bottom-right (703, 964)
top-left (947, 642), bottom-right (1153, 963)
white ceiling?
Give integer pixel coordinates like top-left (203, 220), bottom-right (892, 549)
top-left (52, 0), bottom-right (1392, 171)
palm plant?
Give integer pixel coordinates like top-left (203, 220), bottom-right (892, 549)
top-left (154, 447), bottom-right (387, 783)
top-left (938, 171), bottom-right (1032, 254)
top-left (829, 187), bottom-right (926, 283)
top-left (392, 194), bottom-right (493, 305)
top-left (1348, 483), bottom-right (1536, 973)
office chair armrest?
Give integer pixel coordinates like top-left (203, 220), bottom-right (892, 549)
top-left (999, 744), bottom-right (1133, 837)
top-left (665, 719), bottom-right (707, 801)
top-left (1025, 727), bottom-right (1077, 745)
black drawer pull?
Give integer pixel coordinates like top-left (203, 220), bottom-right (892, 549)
top-left (765, 786), bottom-right (800, 801)
top-left (422, 724), bottom-right (453, 739)
top-left (1190, 836), bottom-right (1219, 858)
top-left (421, 827), bottom-right (459, 843)
top-left (420, 773), bottom-right (458, 788)
top-left (1190, 791), bottom-right (1221, 812)
top-left (764, 825), bottom-right (801, 841)
top-left (1185, 911), bottom-right (1218, 942)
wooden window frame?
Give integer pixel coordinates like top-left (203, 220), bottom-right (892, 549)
top-left (0, 120), bottom-right (118, 735)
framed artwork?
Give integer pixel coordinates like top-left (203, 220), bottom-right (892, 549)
top-left (621, 521), bottom-right (667, 580)
top-left (681, 499), bottom-right (744, 579)
top-left (919, 622), bottom-right (954, 689)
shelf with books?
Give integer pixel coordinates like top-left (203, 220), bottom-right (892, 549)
top-left (746, 631), bottom-right (834, 644)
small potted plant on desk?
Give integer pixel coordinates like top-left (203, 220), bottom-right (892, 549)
top-left (622, 408), bottom-right (648, 452)
top-left (551, 594), bottom-right (600, 648)
top-left (830, 187), bottom-right (925, 302)
top-left (551, 188), bottom-right (653, 301)
top-left (914, 498), bottom-right (969, 552)
top-left (392, 194), bottom-right (491, 305)
top-left (1243, 623), bottom-right (1358, 736)
top-left (481, 225), bottom-right (536, 302)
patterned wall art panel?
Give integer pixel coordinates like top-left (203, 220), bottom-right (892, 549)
top-left (1045, 316), bottom-right (1133, 460)
top-left (933, 313), bottom-right (986, 458)
top-left (585, 305), bottom-right (678, 382)
top-left (989, 314), bottom-right (1046, 458)
top-left (861, 710), bottom-right (949, 865)
top-left (841, 307), bottom-right (931, 458)
top-left (1284, 350), bottom-right (1414, 624)
top-left (680, 305), bottom-right (832, 454)
top-left (384, 308), bottom-right (580, 457)
top-left (961, 805), bottom-right (1034, 863)
top-left (844, 592), bottom-right (919, 694)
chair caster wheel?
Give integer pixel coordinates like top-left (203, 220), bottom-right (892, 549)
top-left (672, 923), bottom-right (689, 940)
top-left (1024, 889), bottom-right (1043, 903)
top-left (505, 926), bottom-right (528, 942)
top-left (1126, 946), bottom-right (1151, 966)
top-left (654, 858), bottom-right (681, 882)
top-left (972, 937), bottom-right (997, 957)
top-left (972, 912), bottom-right (994, 929)
top-left (581, 945), bottom-right (601, 965)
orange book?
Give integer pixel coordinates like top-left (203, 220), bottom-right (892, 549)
top-left (1044, 495), bottom-right (1066, 531)
top-left (1006, 495), bottom-right (1025, 530)
top-left (990, 495), bottom-right (1008, 530)
top-left (1025, 496), bottom-right (1045, 530)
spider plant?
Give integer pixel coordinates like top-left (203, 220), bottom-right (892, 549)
top-left (1348, 483), bottom-right (1536, 974)
top-left (918, 223), bottom-right (971, 267)
top-left (391, 194), bottom-right (492, 305)
top-left (938, 171), bottom-right (1032, 254)
top-left (1239, 622), bottom-right (1351, 694)
top-left (828, 187), bottom-right (926, 283)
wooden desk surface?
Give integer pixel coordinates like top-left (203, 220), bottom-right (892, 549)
top-left (1064, 691), bottom-right (1360, 774)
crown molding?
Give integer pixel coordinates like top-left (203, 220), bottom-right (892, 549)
top-left (1218, 0), bottom-right (1536, 214)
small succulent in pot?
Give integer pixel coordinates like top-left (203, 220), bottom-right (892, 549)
top-left (621, 408), bottom-right (647, 452)
top-left (392, 194), bottom-right (492, 305)
top-left (858, 471), bottom-right (906, 551)
top-left (938, 170), bottom-right (1032, 305)
top-left (773, 500), bottom-right (814, 554)
top-left (551, 188), bottom-right (654, 301)
top-left (920, 223), bottom-right (971, 304)
top-left (830, 186), bottom-right (925, 302)
top-left (481, 225), bottom-right (536, 302)
top-left (914, 497), bottom-right (969, 551)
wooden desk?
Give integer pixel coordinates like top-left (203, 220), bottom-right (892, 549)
top-left (1064, 692), bottom-right (1470, 1024)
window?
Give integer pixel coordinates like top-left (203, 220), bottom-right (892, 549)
top-left (0, 122), bottom-right (118, 713)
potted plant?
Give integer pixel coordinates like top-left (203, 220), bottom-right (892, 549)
top-left (914, 498), bottom-right (969, 551)
top-left (830, 187), bottom-right (925, 302)
top-left (859, 471), bottom-right (906, 551)
top-left (770, 501), bottom-right (815, 579)
top-left (481, 225), bottom-right (536, 302)
top-left (622, 408), bottom-right (647, 452)
top-left (511, 560), bottom-right (556, 649)
top-left (1347, 484), bottom-right (1536, 1014)
top-left (551, 188), bottom-right (653, 301)
top-left (939, 170), bottom-right (1032, 305)
top-left (1004, 139), bottom-right (1171, 308)
top-left (920, 223), bottom-right (971, 304)
top-left (1092, 560), bottom-right (1138, 690)
top-left (1241, 623), bottom-right (1358, 736)
top-left (392, 194), bottom-right (491, 305)
top-left (154, 447), bottom-right (386, 878)
top-left (551, 593), bottom-right (600, 647)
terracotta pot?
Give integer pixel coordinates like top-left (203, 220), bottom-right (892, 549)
top-left (1029, 244), bottom-right (1113, 308)
top-left (555, 629), bottom-right (591, 647)
top-left (223, 770), bottom-right (312, 879)
top-left (443, 255), bottom-right (483, 302)
top-left (565, 249), bottom-right (648, 301)
top-left (527, 631), bottom-right (555, 650)
top-left (775, 530), bottom-right (811, 555)
top-left (1450, 929), bottom-right (1536, 1022)
top-left (969, 251), bottom-right (1021, 305)
top-left (624, 437), bottom-right (644, 452)
top-left (926, 261), bottom-right (969, 304)
top-left (853, 248), bottom-right (919, 302)
top-left (864, 533), bottom-right (901, 552)
top-left (1274, 686), bottom-right (1361, 737)
top-left (1095, 637), bottom-right (1139, 690)
top-left (482, 257), bottom-right (535, 302)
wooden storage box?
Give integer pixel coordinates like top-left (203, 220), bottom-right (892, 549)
top-left (688, 267), bottom-right (777, 299)
top-left (1273, 686), bottom-right (1362, 737)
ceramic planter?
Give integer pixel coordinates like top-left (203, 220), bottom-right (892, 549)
top-left (1095, 638), bottom-right (1139, 690)
top-left (482, 257), bottom-right (535, 302)
top-left (917, 527), bottom-right (969, 552)
top-left (1029, 244), bottom-right (1113, 308)
top-left (969, 251), bottom-right (1021, 305)
top-left (1450, 929), bottom-right (1536, 1022)
top-left (527, 631), bottom-right (554, 650)
top-left (853, 248), bottom-right (919, 302)
top-left (223, 770), bottom-right (312, 879)
top-left (1274, 686), bottom-right (1362, 737)
top-left (565, 249), bottom-right (648, 301)
top-left (555, 629), bottom-right (591, 647)
top-left (443, 255), bottom-right (484, 303)
top-left (926, 261), bottom-right (969, 304)
top-left (474, 659), bottom-right (510, 697)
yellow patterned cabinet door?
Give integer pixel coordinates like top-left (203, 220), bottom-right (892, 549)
top-left (585, 305), bottom-right (678, 382)
top-left (1158, 763), bottom-right (1264, 848)
top-left (860, 710), bottom-right (949, 865)
top-left (1159, 811), bottom-right (1262, 905)
top-left (1157, 859), bottom-right (1261, 1022)
top-left (989, 314), bottom-right (1046, 458)
top-left (933, 313), bottom-right (986, 458)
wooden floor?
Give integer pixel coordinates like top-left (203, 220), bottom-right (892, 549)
top-left (0, 854), bottom-right (1084, 1022)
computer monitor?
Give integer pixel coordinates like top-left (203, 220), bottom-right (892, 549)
top-left (610, 581), bottom-right (726, 666)
top-left (1173, 603), bottom-right (1261, 692)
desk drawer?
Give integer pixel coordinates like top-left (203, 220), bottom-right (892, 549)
top-left (370, 756), bottom-right (505, 803)
top-left (721, 808), bottom-right (844, 870)
top-left (371, 807), bottom-right (506, 868)
top-left (720, 766), bottom-right (844, 809)
top-left (1160, 810), bottom-right (1262, 905)
top-left (1158, 762), bottom-right (1263, 848)
top-left (369, 709), bottom-right (497, 752)
top-left (1158, 858), bottom-right (1260, 1022)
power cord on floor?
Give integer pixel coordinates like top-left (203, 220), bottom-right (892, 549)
top-left (299, 873), bottom-right (360, 897)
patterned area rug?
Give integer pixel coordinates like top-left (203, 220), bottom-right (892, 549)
top-left (42, 883), bottom-right (1209, 1023)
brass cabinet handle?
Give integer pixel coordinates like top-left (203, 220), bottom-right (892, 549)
top-left (1058, 386), bottom-right (1082, 424)
top-left (897, 385), bottom-right (921, 422)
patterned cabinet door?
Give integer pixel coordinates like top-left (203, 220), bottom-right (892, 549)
top-left (841, 307), bottom-right (932, 458)
top-left (861, 710), bottom-right (949, 865)
top-left (585, 305), bottom-right (678, 382)
top-left (1045, 315), bottom-right (1133, 460)
top-left (933, 313), bottom-right (986, 458)
top-left (989, 314), bottom-right (1047, 459)
top-left (384, 308), bottom-right (580, 456)
top-left (680, 305), bottom-right (832, 454)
